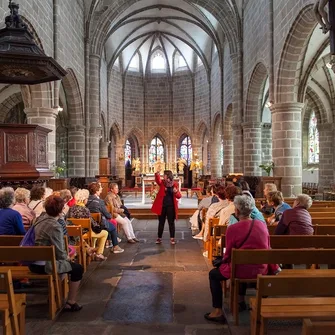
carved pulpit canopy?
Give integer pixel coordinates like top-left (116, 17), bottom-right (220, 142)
top-left (0, 1), bottom-right (67, 84)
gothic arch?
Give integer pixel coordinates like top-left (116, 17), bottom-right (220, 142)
top-left (276, 5), bottom-right (316, 103)
top-left (174, 126), bottom-right (192, 144)
top-left (0, 92), bottom-right (24, 123)
top-left (304, 87), bottom-right (328, 125)
top-left (62, 69), bottom-right (84, 125)
top-left (125, 127), bottom-right (144, 146)
top-left (245, 62), bottom-right (268, 122)
top-left (110, 122), bottom-right (122, 143)
top-left (147, 127), bottom-right (169, 146)
top-left (197, 121), bottom-right (209, 146)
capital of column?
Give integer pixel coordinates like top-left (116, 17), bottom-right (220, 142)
top-left (24, 107), bottom-right (59, 119)
top-left (270, 102), bottom-right (304, 114)
top-left (67, 124), bottom-right (86, 132)
top-left (242, 122), bottom-right (262, 129)
top-left (89, 53), bottom-right (101, 61)
top-left (89, 126), bottom-right (101, 137)
top-left (262, 123), bottom-right (272, 129)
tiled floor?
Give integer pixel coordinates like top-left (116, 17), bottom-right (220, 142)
top-left (19, 219), bottom-right (302, 334)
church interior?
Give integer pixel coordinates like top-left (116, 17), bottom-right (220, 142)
top-left (1, 0), bottom-right (335, 334)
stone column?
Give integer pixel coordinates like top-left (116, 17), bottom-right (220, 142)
top-left (210, 136), bottom-right (221, 178)
top-left (232, 124), bottom-right (243, 173)
top-left (67, 125), bottom-right (85, 177)
top-left (271, 102), bottom-right (304, 197)
top-left (115, 144), bottom-right (125, 186)
top-left (24, 107), bottom-right (59, 165)
top-left (99, 141), bottom-right (109, 158)
top-left (88, 54), bottom-right (101, 176)
top-left (223, 121), bottom-right (233, 175)
top-left (242, 122), bottom-right (262, 176)
top-left (261, 123), bottom-right (272, 168)
top-left (318, 123), bottom-right (334, 189)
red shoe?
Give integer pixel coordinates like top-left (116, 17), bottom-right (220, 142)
top-left (155, 238), bottom-right (162, 244)
top-left (170, 238), bottom-right (176, 245)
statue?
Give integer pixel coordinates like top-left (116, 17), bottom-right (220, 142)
top-left (5, 1), bottom-right (27, 29)
top-left (154, 157), bottom-right (164, 173)
top-left (314, 0), bottom-right (331, 34)
top-left (132, 157), bottom-right (141, 172)
top-left (177, 158), bottom-right (187, 174)
top-left (190, 155), bottom-right (203, 172)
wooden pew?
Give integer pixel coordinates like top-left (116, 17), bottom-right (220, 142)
top-left (230, 248), bottom-right (335, 326)
top-left (0, 246), bottom-right (62, 320)
top-left (302, 319), bottom-right (335, 335)
top-left (250, 275), bottom-right (335, 335)
top-left (315, 225), bottom-right (335, 235)
top-left (0, 269), bottom-right (26, 335)
top-left (312, 218), bottom-right (335, 225)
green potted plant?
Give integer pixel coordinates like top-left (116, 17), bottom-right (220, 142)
top-left (51, 161), bottom-right (66, 178)
top-left (259, 161), bottom-right (274, 176)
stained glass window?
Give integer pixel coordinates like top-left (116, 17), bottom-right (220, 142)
top-left (308, 111), bottom-right (319, 164)
top-left (152, 51), bottom-right (165, 71)
top-left (220, 142), bottom-right (224, 166)
top-left (180, 136), bottom-right (192, 165)
top-left (125, 140), bottom-right (131, 165)
top-left (149, 137), bottom-right (164, 166)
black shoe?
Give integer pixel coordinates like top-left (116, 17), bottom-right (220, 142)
top-left (204, 312), bottom-right (227, 324)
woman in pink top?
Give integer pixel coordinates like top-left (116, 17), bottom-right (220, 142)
top-left (12, 188), bottom-right (36, 230)
top-left (205, 194), bottom-right (272, 324)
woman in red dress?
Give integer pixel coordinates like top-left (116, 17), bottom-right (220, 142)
top-left (151, 168), bottom-right (181, 245)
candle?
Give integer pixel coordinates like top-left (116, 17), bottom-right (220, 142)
top-left (175, 144), bottom-right (177, 163)
top-left (166, 145), bottom-right (168, 164)
top-left (142, 145), bottom-right (144, 171)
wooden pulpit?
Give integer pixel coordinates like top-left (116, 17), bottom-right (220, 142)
top-left (0, 124), bottom-right (53, 180)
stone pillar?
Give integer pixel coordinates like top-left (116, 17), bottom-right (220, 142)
top-left (223, 121), bottom-right (233, 175)
top-left (261, 123), bottom-right (272, 169)
top-left (243, 122), bottom-right (262, 176)
top-left (318, 123), bottom-right (334, 189)
top-left (99, 141), bottom-right (109, 158)
top-left (67, 125), bottom-right (85, 177)
top-left (24, 107), bottom-right (59, 165)
top-left (232, 124), bottom-right (243, 173)
top-left (88, 54), bottom-right (101, 176)
top-left (115, 144), bottom-right (125, 186)
top-left (271, 102), bottom-right (304, 197)
top-left (210, 136), bottom-right (221, 178)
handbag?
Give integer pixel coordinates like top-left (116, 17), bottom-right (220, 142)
top-left (91, 218), bottom-right (102, 234)
top-left (212, 219), bottom-right (255, 268)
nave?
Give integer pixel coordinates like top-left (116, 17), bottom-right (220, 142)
top-left (22, 219), bottom-right (302, 335)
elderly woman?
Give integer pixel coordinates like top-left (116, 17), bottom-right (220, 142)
top-left (205, 195), bottom-right (273, 323)
top-left (85, 183), bottom-right (125, 252)
top-left (29, 195), bottom-right (84, 312)
top-left (218, 185), bottom-right (242, 226)
top-left (0, 187), bottom-right (26, 235)
top-left (275, 194), bottom-right (313, 235)
top-left (28, 185), bottom-right (47, 218)
top-left (68, 189), bottom-right (123, 257)
top-left (12, 187), bottom-right (36, 230)
top-left (266, 191), bottom-right (291, 225)
top-left (261, 183), bottom-right (277, 215)
top-left (108, 183), bottom-right (138, 243)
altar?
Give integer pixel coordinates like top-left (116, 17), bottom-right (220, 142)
top-left (141, 174), bottom-right (182, 204)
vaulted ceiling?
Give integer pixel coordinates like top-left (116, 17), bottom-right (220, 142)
top-left (83, 0), bottom-right (241, 75)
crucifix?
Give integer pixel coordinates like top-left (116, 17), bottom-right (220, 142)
top-left (314, 0), bottom-right (335, 53)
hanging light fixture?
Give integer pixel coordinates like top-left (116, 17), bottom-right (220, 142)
top-left (0, 1), bottom-right (67, 85)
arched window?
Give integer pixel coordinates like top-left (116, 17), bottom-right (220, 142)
top-left (175, 52), bottom-right (187, 70)
top-left (308, 111), bottom-right (319, 164)
top-left (180, 136), bottom-right (192, 165)
top-left (220, 142), bottom-right (224, 167)
top-left (151, 51), bottom-right (165, 71)
top-left (149, 136), bottom-right (164, 166)
top-left (125, 139), bottom-right (132, 164)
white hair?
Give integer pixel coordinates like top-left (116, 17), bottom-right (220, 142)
top-left (234, 194), bottom-right (255, 217)
top-left (296, 194), bottom-right (312, 209)
top-left (74, 189), bottom-right (89, 203)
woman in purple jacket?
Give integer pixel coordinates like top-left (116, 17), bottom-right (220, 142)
top-left (205, 195), bottom-right (273, 323)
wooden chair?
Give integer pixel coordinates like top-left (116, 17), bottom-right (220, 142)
top-left (91, 212), bottom-right (101, 224)
top-left (67, 218), bottom-right (92, 247)
top-left (66, 226), bottom-right (86, 272)
top-left (0, 246), bottom-right (62, 320)
top-left (302, 319), bottom-right (335, 335)
top-left (230, 248), bottom-right (335, 325)
top-left (0, 269), bottom-right (26, 335)
top-left (250, 275), bottom-right (335, 335)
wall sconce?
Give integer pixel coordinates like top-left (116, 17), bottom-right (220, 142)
top-left (54, 106), bottom-right (63, 112)
top-left (265, 101), bottom-right (273, 108)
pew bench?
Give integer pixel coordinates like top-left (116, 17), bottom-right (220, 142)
top-left (249, 275), bottom-right (335, 335)
top-left (0, 269), bottom-right (26, 335)
top-left (302, 319), bottom-right (335, 335)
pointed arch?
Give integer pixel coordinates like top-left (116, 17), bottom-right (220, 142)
top-left (124, 127), bottom-right (144, 146)
top-left (276, 5), bottom-right (316, 103)
top-left (174, 126), bottom-right (192, 144)
top-left (197, 121), bottom-right (209, 145)
top-left (0, 92), bottom-right (24, 123)
top-left (245, 62), bottom-right (268, 123)
top-left (147, 127), bottom-right (169, 145)
top-left (110, 122), bottom-right (122, 142)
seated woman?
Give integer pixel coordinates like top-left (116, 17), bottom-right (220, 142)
top-left (30, 195), bottom-right (84, 312)
top-left (107, 183), bottom-right (138, 243)
top-left (218, 185), bottom-right (242, 225)
top-left (260, 183), bottom-right (277, 215)
top-left (86, 183), bottom-right (124, 252)
top-left (12, 187), bottom-right (36, 230)
top-left (205, 195), bottom-right (274, 323)
top-left (0, 187), bottom-right (26, 235)
top-left (266, 191), bottom-right (291, 225)
top-left (28, 185), bottom-right (47, 218)
top-left (275, 194), bottom-right (313, 235)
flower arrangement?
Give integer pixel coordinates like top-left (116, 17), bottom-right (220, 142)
top-left (50, 161), bottom-right (66, 178)
top-left (259, 161), bottom-right (274, 176)
top-left (150, 188), bottom-right (158, 202)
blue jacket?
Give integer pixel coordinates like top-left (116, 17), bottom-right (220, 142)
top-left (228, 207), bottom-right (266, 226)
top-left (0, 208), bottom-right (26, 235)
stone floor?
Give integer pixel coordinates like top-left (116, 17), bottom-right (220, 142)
top-left (19, 219), bottom-right (303, 335)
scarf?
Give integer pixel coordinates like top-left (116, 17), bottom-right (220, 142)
top-left (164, 179), bottom-right (174, 188)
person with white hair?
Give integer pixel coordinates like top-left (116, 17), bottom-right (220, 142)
top-left (0, 187), bottom-right (26, 235)
top-left (275, 194), bottom-right (313, 235)
top-left (12, 187), bottom-right (36, 229)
